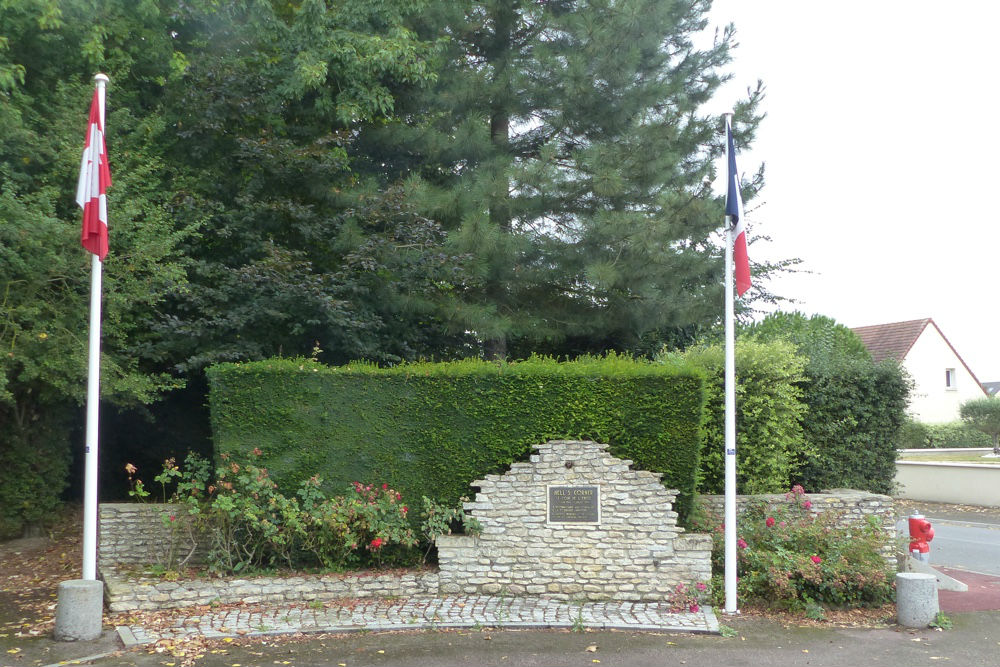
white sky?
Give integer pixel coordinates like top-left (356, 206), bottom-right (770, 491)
top-left (704, 0), bottom-right (1000, 380)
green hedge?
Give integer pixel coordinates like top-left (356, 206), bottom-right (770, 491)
top-left (796, 359), bottom-right (909, 494)
top-left (745, 312), bottom-right (910, 495)
top-left (662, 340), bottom-right (809, 495)
top-left (898, 420), bottom-right (992, 449)
top-left (206, 355), bottom-right (707, 520)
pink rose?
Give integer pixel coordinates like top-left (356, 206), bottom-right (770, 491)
top-left (737, 538), bottom-right (748, 550)
top-left (689, 604), bottom-right (699, 613)
top-left (811, 555), bottom-right (822, 564)
top-left (803, 500), bottom-right (813, 509)
top-left (695, 582), bottom-right (707, 592)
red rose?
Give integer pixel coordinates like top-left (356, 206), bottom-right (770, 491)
top-left (765, 517), bottom-right (775, 527)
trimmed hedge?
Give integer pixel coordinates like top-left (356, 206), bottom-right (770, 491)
top-left (898, 420), bottom-right (993, 449)
top-left (206, 355), bottom-right (707, 520)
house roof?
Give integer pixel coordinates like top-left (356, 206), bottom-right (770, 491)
top-left (851, 318), bottom-right (931, 363)
top-left (851, 318), bottom-right (986, 395)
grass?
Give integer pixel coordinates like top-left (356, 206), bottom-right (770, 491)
top-left (898, 451), bottom-right (1000, 464)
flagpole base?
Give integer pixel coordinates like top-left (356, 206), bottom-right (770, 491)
top-left (54, 579), bottom-right (104, 641)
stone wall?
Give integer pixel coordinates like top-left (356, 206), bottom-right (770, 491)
top-left (105, 570), bottom-right (438, 612)
top-left (436, 440), bottom-right (712, 602)
top-left (695, 489), bottom-right (897, 559)
top-left (99, 503), bottom-right (207, 569)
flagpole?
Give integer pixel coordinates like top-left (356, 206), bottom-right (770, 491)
top-left (722, 111), bottom-right (738, 615)
top-left (81, 73), bottom-right (109, 582)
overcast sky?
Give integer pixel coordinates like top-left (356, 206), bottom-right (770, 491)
top-left (704, 1), bottom-right (1000, 380)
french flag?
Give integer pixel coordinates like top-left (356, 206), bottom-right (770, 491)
top-left (725, 119), bottom-right (751, 297)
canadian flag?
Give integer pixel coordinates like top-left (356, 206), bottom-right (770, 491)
top-left (725, 118), bottom-right (751, 297)
top-left (76, 87), bottom-right (111, 260)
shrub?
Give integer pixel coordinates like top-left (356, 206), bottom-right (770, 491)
top-left (959, 397), bottom-right (1000, 454)
top-left (0, 406), bottom-right (73, 539)
top-left (299, 480), bottom-right (417, 570)
top-left (796, 359), bottom-right (909, 494)
top-left (144, 451), bottom-right (420, 574)
top-left (746, 312), bottom-right (910, 494)
top-left (661, 340), bottom-right (809, 494)
top-left (697, 487), bottom-right (894, 611)
top-left (898, 420), bottom-right (991, 449)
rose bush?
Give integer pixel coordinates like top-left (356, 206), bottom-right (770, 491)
top-left (695, 486), bottom-right (894, 613)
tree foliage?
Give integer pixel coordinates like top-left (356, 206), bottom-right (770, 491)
top-left (959, 397), bottom-right (1000, 455)
top-left (355, 0), bottom-right (772, 357)
top-left (1, 0), bottom-right (793, 529)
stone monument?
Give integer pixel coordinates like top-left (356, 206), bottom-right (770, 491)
top-left (436, 440), bottom-right (711, 601)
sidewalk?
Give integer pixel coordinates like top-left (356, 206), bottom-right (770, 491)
top-left (117, 595), bottom-right (718, 647)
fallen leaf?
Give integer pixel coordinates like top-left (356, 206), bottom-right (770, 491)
top-left (585, 645), bottom-right (598, 652)
top-left (377, 650), bottom-right (385, 654)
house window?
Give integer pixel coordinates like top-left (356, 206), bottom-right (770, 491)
top-left (945, 368), bottom-right (956, 389)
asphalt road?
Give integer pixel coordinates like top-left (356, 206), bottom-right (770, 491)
top-left (896, 517), bottom-right (1000, 575)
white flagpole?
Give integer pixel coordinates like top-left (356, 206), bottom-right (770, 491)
top-left (722, 111), bottom-right (738, 614)
top-left (81, 73), bottom-right (109, 582)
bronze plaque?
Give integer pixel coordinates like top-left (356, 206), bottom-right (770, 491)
top-left (547, 485), bottom-right (600, 524)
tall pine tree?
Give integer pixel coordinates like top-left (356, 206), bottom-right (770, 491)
top-left (354, 0), bottom-right (766, 358)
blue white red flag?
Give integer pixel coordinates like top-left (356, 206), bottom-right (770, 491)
top-left (725, 119), bottom-right (750, 297)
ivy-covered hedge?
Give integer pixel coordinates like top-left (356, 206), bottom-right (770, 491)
top-left (206, 355), bottom-right (707, 520)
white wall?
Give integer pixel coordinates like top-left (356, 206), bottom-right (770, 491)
top-left (896, 461), bottom-right (1000, 507)
top-left (904, 325), bottom-right (985, 423)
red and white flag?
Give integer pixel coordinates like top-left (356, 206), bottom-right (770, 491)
top-left (76, 88), bottom-right (111, 260)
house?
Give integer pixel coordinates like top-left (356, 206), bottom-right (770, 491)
top-left (851, 318), bottom-right (986, 423)
top-left (982, 381), bottom-right (1000, 396)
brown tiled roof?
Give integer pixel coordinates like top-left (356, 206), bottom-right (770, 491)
top-left (851, 318), bottom-right (987, 396)
top-left (851, 318), bottom-right (930, 363)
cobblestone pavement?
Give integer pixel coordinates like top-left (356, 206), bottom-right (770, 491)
top-left (119, 596), bottom-right (719, 645)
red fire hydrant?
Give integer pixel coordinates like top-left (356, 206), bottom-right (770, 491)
top-left (908, 514), bottom-right (934, 562)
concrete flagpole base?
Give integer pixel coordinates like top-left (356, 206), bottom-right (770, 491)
top-left (896, 572), bottom-right (939, 628)
top-left (54, 579), bottom-right (104, 641)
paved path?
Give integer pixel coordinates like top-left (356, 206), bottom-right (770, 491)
top-left (118, 596), bottom-right (718, 646)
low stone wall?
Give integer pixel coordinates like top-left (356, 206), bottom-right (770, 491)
top-left (105, 570), bottom-right (439, 612)
top-left (436, 440), bottom-right (712, 601)
top-left (99, 503), bottom-right (207, 569)
top-left (695, 489), bottom-right (897, 559)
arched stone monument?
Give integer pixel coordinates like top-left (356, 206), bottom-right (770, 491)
top-left (436, 440), bottom-right (711, 601)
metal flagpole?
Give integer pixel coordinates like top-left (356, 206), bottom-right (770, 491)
top-left (81, 73), bottom-right (109, 582)
top-left (722, 111), bottom-right (738, 614)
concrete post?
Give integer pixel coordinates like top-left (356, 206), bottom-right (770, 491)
top-left (896, 572), bottom-right (939, 628)
top-left (54, 579), bottom-right (104, 641)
